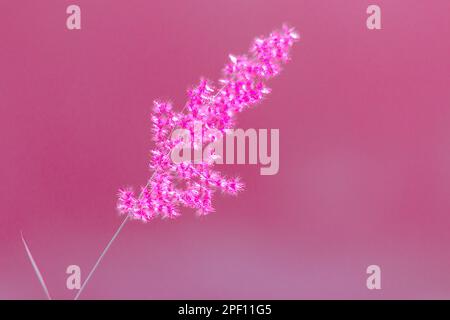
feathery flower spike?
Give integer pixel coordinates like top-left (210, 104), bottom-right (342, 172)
top-left (76, 24), bottom-right (299, 300)
top-left (118, 25), bottom-right (299, 221)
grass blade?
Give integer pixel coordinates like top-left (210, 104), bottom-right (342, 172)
top-left (21, 231), bottom-right (52, 300)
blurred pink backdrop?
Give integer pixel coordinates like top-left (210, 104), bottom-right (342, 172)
top-left (1, 0), bottom-right (450, 299)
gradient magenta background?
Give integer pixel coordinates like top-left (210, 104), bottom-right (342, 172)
top-left (1, 0), bottom-right (450, 299)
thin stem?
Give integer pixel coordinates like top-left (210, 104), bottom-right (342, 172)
top-left (74, 215), bottom-right (129, 300)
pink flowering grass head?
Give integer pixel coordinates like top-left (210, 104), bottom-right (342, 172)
top-left (118, 25), bottom-right (298, 221)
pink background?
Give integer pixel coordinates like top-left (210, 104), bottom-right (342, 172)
top-left (1, 0), bottom-right (450, 299)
